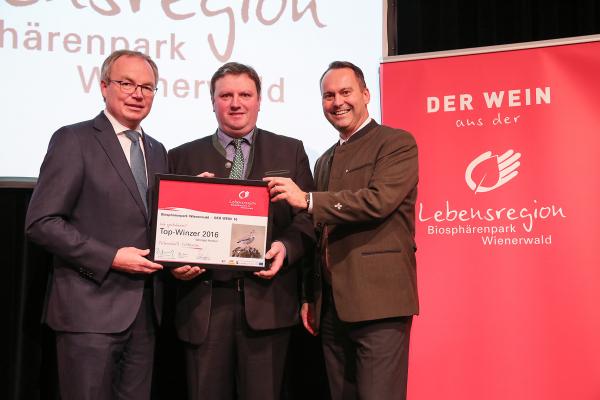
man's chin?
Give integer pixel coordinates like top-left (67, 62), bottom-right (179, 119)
top-left (121, 116), bottom-right (144, 129)
top-left (124, 111), bottom-right (147, 124)
top-left (222, 126), bottom-right (252, 138)
top-left (330, 121), bottom-right (350, 134)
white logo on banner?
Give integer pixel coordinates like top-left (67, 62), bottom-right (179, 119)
top-left (465, 150), bottom-right (521, 193)
top-left (238, 191), bottom-right (250, 199)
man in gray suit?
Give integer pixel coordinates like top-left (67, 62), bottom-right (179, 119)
top-left (25, 50), bottom-right (168, 400)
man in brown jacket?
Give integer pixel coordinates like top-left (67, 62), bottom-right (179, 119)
top-left (265, 61), bottom-right (419, 400)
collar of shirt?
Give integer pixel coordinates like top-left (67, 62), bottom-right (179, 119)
top-left (104, 109), bottom-right (146, 169)
top-left (217, 128), bottom-right (255, 150)
top-left (217, 128), bottom-right (255, 178)
top-left (339, 117), bottom-right (372, 146)
top-left (104, 109), bottom-right (143, 137)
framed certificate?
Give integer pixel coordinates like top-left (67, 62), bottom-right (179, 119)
top-left (150, 174), bottom-right (271, 270)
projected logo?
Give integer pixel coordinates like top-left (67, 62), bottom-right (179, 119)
top-left (465, 150), bottom-right (521, 193)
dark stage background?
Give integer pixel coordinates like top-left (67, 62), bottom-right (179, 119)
top-left (388, 0), bottom-right (600, 56)
top-left (4, 1), bottom-right (600, 399)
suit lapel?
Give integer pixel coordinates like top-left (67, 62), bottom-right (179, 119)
top-left (316, 121), bottom-right (377, 191)
top-left (143, 131), bottom-right (159, 189)
top-left (246, 129), bottom-right (262, 179)
top-left (92, 113), bottom-right (148, 220)
top-left (143, 131), bottom-right (164, 221)
top-left (316, 144), bottom-right (336, 191)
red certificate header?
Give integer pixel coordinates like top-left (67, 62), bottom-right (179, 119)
top-left (157, 179), bottom-right (270, 217)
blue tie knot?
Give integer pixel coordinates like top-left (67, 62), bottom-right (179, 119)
top-left (124, 130), bottom-right (140, 143)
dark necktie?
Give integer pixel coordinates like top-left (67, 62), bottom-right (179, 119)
top-left (124, 130), bottom-right (148, 212)
top-left (229, 138), bottom-right (244, 179)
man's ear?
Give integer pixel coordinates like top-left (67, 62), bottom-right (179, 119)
top-left (100, 80), bottom-right (108, 102)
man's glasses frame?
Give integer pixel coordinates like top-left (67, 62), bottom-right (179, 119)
top-left (107, 79), bottom-right (158, 96)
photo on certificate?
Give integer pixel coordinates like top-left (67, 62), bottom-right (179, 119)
top-left (150, 174), bottom-right (271, 271)
top-left (230, 224), bottom-right (266, 259)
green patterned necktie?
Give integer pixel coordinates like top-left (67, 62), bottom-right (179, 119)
top-left (229, 138), bottom-right (244, 179)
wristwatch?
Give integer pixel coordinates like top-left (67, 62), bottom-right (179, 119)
top-left (305, 192), bottom-right (311, 210)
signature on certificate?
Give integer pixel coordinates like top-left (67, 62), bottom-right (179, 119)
top-left (156, 249), bottom-right (175, 258)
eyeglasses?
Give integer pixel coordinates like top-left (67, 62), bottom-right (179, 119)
top-left (107, 79), bottom-right (158, 96)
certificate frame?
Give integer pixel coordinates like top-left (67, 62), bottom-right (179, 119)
top-left (150, 174), bottom-right (272, 271)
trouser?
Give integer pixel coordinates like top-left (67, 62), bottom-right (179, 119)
top-left (320, 285), bottom-right (412, 400)
top-left (184, 284), bottom-right (291, 400)
top-left (55, 288), bottom-right (156, 400)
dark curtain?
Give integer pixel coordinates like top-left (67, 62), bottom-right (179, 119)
top-left (2, 184), bottom-right (58, 400)
top-left (390, 0), bottom-right (600, 55)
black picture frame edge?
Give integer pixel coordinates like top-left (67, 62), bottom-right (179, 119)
top-left (149, 173), bottom-right (272, 271)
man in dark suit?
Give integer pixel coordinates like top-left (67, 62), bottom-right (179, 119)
top-left (25, 50), bottom-right (168, 400)
top-left (265, 61), bottom-right (419, 400)
top-left (167, 62), bottom-right (315, 400)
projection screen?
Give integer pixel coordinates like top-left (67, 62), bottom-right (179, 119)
top-left (0, 0), bottom-right (383, 177)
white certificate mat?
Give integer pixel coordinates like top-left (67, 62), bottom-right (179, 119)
top-left (151, 175), bottom-right (271, 270)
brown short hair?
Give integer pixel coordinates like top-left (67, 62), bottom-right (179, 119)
top-left (210, 62), bottom-right (261, 101)
top-left (319, 61), bottom-right (367, 90)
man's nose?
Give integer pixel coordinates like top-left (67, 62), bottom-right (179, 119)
top-left (333, 94), bottom-right (344, 106)
top-left (230, 95), bottom-right (241, 107)
top-left (131, 85), bottom-right (144, 99)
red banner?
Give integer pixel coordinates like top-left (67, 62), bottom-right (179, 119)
top-left (381, 38), bottom-right (600, 400)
